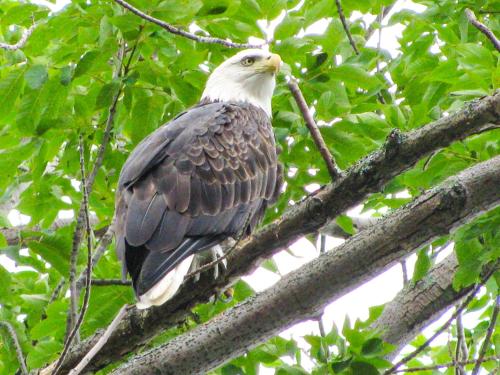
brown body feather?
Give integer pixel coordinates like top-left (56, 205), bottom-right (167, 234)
top-left (115, 101), bottom-right (282, 297)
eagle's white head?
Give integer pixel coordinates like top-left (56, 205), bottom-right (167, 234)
top-left (201, 49), bottom-right (281, 117)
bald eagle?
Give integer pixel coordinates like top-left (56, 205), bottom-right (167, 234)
top-left (115, 49), bottom-right (283, 309)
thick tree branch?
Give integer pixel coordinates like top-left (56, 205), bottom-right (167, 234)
top-left (46, 92), bottom-right (500, 373)
top-left (465, 9), bottom-right (500, 52)
top-left (371, 253), bottom-right (465, 359)
top-left (384, 264), bottom-right (497, 374)
top-left (112, 0), bottom-right (261, 49)
top-left (0, 23), bottom-right (36, 51)
top-left (113, 156), bottom-right (500, 374)
top-left (288, 78), bottom-right (342, 180)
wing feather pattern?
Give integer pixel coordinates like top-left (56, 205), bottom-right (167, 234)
top-left (116, 102), bottom-right (282, 298)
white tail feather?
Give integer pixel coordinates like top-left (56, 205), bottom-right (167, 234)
top-left (136, 255), bottom-right (194, 309)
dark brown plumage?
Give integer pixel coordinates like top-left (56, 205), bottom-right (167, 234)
top-left (115, 101), bottom-right (282, 299)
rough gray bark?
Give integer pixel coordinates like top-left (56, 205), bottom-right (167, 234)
top-left (112, 156), bottom-right (500, 375)
top-left (371, 253), bottom-right (467, 359)
top-left (46, 92), bottom-right (500, 374)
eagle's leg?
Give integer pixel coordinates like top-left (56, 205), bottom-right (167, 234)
top-left (190, 244), bottom-right (227, 282)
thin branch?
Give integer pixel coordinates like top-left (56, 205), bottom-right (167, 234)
top-left (465, 9), bottom-right (500, 52)
top-left (471, 294), bottom-right (500, 375)
top-left (401, 260), bottom-right (409, 285)
top-left (76, 225), bottom-right (115, 290)
top-left (384, 267), bottom-right (498, 374)
top-left (41, 278), bottom-right (66, 320)
top-left (392, 356), bottom-right (499, 373)
top-left (0, 23), bottom-right (36, 51)
top-left (0, 321), bottom-right (28, 375)
top-left (365, 3), bottom-right (395, 41)
top-left (335, 0), bottom-right (359, 54)
top-left (66, 41), bottom-right (125, 338)
top-left (112, 0), bottom-right (261, 49)
top-left (49, 278), bottom-right (66, 304)
top-left (478, 10), bottom-right (500, 14)
top-left (288, 78), bottom-right (342, 180)
top-left (317, 235), bottom-right (329, 359)
top-left (53, 136), bottom-right (94, 375)
top-left (455, 311), bottom-right (468, 375)
top-left (91, 279), bottom-right (131, 286)
top-left (69, 304), bottom-right (130, 375)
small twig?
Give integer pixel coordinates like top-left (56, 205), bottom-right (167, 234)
top-left (76, 226), bottom-right (115, 289)
top-left (446, 328), bottom-right (459, 373)
top-left (471, 294), bottom-right (500, 375)
top-left (401, 260), bottom-right (409, 285)
top-left (478, 10), bottom-right (500, 14)
top-left (69, 304), bottom-right (130, 375)
top-left (0, 321), bottom-right (28, 375)
top-left (455, 311), bottom-right (468, 375)
top-left (66, 41), bottom-right (125, 339)
top-left (384, 267), bottom-right (497, 374)
top-left (335, 0), bottom-right (359, 55)
top-left (316, 235), bottom-right (330, 358)
top-left (0, 23), bottom-right (36, 51)
top-left (288, 78), bottom-right (342, 180)
top-left (365, 3), bottom-right (395, 41)
top-left (54, 136), bottom-right (94, 375)
top-left (112, 0), bottom-right (261, 49)
top-left (392, 356), bottom-right (499, 373)
top-left (376, 9), bottom-right (383, 75)
top-left (465, 9), bottom-right (500, 52)
top-left (49, 278), bottom-right (66, 304)
top-left (41, 278), bottom-right (66, 320)
top-left (92, 279), bottom-right (131, 286)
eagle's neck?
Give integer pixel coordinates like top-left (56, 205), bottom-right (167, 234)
top-left (201, 73), bottom-right (275, 117)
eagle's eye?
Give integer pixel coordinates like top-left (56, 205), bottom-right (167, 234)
top-left (241, 57), bottom-right (255, 66)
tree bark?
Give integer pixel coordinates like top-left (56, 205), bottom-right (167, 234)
top-left (46, 92), bottom-right (500, 374)
top-left (112, 156), bottom-right (500, 375)
top-left (371, 253), bottom-right (467, 359)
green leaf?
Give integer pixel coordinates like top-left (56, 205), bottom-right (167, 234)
top-left (412, 249), bottom-right (431, 283)
top-left (74, 50), bottom-right (99, 78)
top-left (27, 230), bottom-right (72, 276)
top-left (96, 81), bottom-right (120, 110)
top-left (0, 68), bottom-right (25, 119)
top-left (350, 361), bottom-right (380, 375)
top-left (330, 64), bottom-right (383, 91)
top-left (60, 66), bottom-right (73, 86)
top-left (336, 215), bottom-right (355, 235)
top-left (0, 265), bottom-right (12, 302)
top-left (25, 65), bottom-right (48, 89)
top-left (361, 338), bottom-right (383, 355)
top-left (331, 357), bottom-right (351, 373)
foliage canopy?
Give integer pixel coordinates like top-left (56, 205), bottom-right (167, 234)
top-left (0, 0), bottom-right (499, 373)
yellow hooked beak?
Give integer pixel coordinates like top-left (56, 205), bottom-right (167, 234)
top-left (261, 53), bottom-right (281, 73)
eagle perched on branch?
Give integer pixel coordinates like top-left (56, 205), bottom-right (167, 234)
top-left (115, 49), bottom-right (283, 309)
